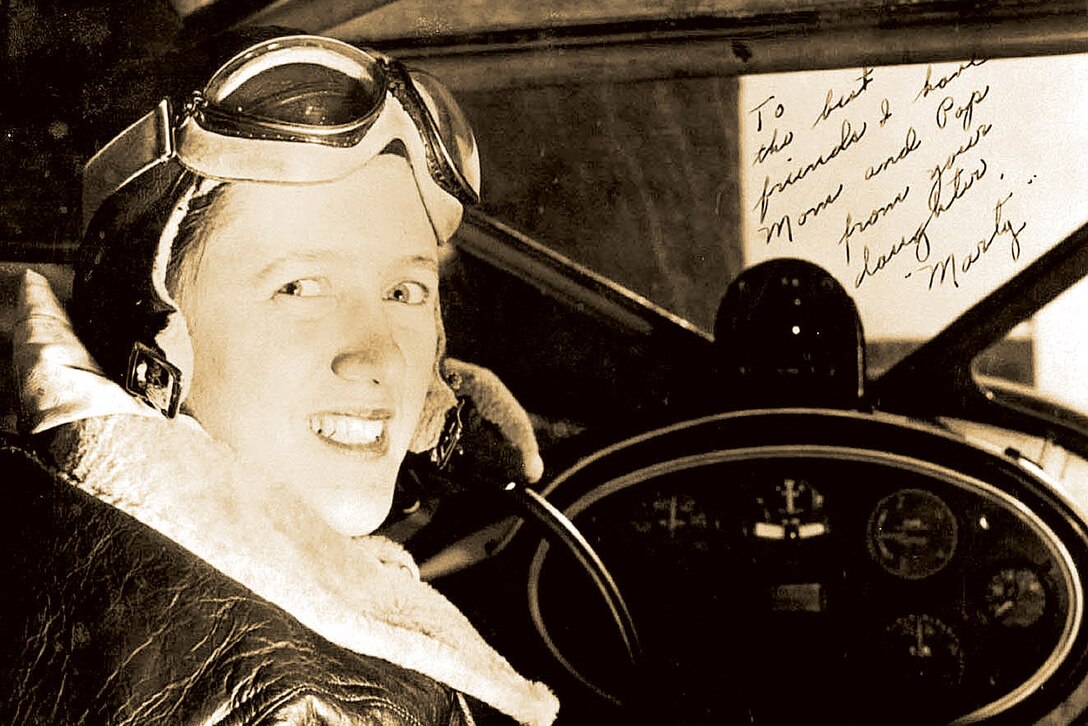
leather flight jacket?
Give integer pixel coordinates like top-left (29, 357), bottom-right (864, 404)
top-left (0, 438), bottom-right (501, 725)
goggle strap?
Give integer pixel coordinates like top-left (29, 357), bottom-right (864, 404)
top-left (83, 99), bottom-right (175, 230)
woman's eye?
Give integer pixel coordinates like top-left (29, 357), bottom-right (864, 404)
top-left (276, 278), bottom-right (325, 298)
top-left (385, 281), bottom-right (430, 306)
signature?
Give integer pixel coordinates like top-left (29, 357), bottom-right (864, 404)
top-left (754, 119), bottom-right (868, 223)
top-left (813, 67), bottom-right (874, 127)
top-left (908, 192), bottom-right (1026, 289)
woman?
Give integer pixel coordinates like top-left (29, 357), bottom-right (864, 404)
top-left (8, 29), bottom-right (557, 725)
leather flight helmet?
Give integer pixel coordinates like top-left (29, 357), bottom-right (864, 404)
top-left (71, 28), bottom-right (480, 419)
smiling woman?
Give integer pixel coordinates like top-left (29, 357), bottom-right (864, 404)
top-left (1, 25), bottom-right (557, 726)
top-left (172, 157), bottom-right (442, 535)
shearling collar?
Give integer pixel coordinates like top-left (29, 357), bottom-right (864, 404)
top-left (39, 414), bottom-right (558, 726)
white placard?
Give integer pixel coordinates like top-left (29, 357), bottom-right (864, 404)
top-left (739, 55), bottom-right (1088, 339)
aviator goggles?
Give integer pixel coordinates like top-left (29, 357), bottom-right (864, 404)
top-left (82, 35), bottom-right (481, 241)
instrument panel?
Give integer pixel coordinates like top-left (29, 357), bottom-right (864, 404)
top-left (529, 446), bottom-right (1083, 724)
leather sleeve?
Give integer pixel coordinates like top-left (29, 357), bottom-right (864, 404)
top-left (0, 440), bottom-right (476, 725)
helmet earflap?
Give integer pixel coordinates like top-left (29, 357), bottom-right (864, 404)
top-left (73, 162), bottom-right (212, 417)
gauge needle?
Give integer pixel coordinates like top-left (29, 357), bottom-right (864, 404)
top-left (915, 619), bottom-right (932, 658)
top-left (668, 495), bottom-right (677, 536)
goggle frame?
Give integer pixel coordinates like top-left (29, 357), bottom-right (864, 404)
top-left (83, 35), bottom-right (480, 233)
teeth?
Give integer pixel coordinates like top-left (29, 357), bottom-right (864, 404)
top-left (310, 414), bottom-right (384, 446)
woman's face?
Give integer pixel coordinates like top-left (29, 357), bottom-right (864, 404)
top-left (177, 155), bottom-right (440, 535)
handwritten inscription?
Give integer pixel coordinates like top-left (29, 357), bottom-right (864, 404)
top-left (908, 193), bottom-right (1026, 289)
top-left (758, 182), bottom-right (846, 246)
top-left (928, 157), bottom-right (988, 218)
top-left (839, 184), bottom-right (911, 264)
top-left (749, 95), bottom-right (785, 132)
top-left (754, 120), bottom-right (867, 223)
top-left (935, 122), bottom-right (992, 175)
top-left (878, 98), bottom-right (893, 126)
top-left (914, 58), bottom-right (987, 101)
top-left (935, 85), bottom-right (990, 131)
top-left (853, 215), bottom-right (932, 290)
top-left (744, 56), bottom-right (1036, 301)
top-left (753, 127), bottom-right (794, 166)
top-left (865, 127), bottom-right (921, 180)
top-left (813, 67), bottom-right (874, 127)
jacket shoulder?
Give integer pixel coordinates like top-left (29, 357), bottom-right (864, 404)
top-left (0, 432), bottom-right (473, 725)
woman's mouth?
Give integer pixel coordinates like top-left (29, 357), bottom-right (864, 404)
top-left (309, 412), bottom-right (391, 453)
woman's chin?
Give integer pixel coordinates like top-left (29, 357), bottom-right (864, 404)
top-left (310, 485), bottom-right (395, 536)
top-left (226, 437), bottom-right (403, 536)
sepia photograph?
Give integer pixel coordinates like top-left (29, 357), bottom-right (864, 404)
top-left (1, 1), bottom-right (1086, 723)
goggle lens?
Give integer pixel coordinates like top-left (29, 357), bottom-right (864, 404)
top-left (218, 62), bottom-right (380, 128)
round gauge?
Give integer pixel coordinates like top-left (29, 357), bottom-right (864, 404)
top-left (984, 566), bottom-right (1048, 628)
top-left (629, 491), bottom-right (715, 542)
top-left (751, 477), bottom-right (829, 540)
top-left (868, 489), bottom-right (958, 579)
top-left (879, 614), bottom-right (966, 689)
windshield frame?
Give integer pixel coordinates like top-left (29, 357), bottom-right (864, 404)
top-left (368, 3), bottom-right (1088, 444)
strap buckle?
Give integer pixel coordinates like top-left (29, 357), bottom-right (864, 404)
top-left (124, 341), bottom-right (182, 418)
top-left (430, 397), bottom-right (466, 470)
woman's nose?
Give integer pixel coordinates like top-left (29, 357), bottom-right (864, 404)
top-left (330, 313), bottom-right (402, 384)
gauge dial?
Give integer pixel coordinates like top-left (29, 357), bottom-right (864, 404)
top-left (630, 491), bottom-right (715, 542)
top-left (751, 478), bottom-right (829, 540)
top-left (879, 614), bottom-right (966, 689)
top-left (984, 566), bottom-right (1048, 627)
top-left (868, 489), bottom-right (957, 579)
